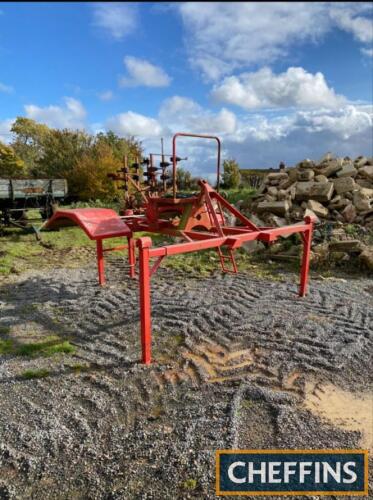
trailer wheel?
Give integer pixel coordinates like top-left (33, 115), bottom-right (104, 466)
top-left (11, 210), bottom-right (27, 222)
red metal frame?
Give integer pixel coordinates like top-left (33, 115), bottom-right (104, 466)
top-left (172, 133), bottom-right (221, 196)
top-left (46, 134), bottom-right (316, 365)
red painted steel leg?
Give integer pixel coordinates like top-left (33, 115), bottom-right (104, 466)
top-left (96, 239), bottom-right (105, 286)
top-left (137, 237), bottom-right (152, 364)
top-left (299, 227), bottom-right (312, 297)
top-left (127, 235), bottom-right (136, 278)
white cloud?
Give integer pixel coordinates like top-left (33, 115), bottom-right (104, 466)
top-left (92, 3), bottom-right (137, 40)
top-left (106, 111), bottom-right (164, 137)
top-left (98, 90), bottom-right (114, 101)
top-left (0, 82), bottom-right (14, 93)
top-left (330, 3), bottom-right (373, 44)
top-left (178, 2), bottom-right (330, 80)
top-left (178, 2), bottom-right (373, 80)
top-left (24, 97), bottom-right (87, 129)
top-left (104, 97), bottom-right (372, 172)
top-left (361, 47), bottom-right (373, 57)
top-left (0, 118), bottom-right (14, 143)
top-left (222, 104), bottom-right (373, 168)
top-left (159, 96), bottom-right (236, 134)
top-left (212, 67), bottom-right (345, 110)
top-left (119, 56), bottom-right (171, 87)
top-left (293, 105), bottom-right (372, 140)
top-left (226, 105), bottom-right (372, 145)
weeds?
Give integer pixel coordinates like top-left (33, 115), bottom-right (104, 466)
top-left (21, 368), bottom-right (50, 380)
top-left (182, 479), bottom-right (197, 490)
top-left (0, 335), bottom-right (75, 357)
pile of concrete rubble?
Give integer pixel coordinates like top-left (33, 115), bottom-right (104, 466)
top-left (249, 154), bottom-right (373, 228)
top-left (244, 154), bottom-right (373, 271)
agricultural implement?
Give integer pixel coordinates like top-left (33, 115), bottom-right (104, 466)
top-left (45, 133), bottom-right (315, 365)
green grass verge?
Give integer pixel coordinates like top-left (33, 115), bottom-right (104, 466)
top-left (0, 335), bottom-right (75, 357)
top-left (21, 368), bottom-right (50, 380)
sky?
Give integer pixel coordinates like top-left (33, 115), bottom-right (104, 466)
top-left (0, 1), bottom-right (372, 177)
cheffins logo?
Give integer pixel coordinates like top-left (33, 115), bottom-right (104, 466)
top-left (216, 450), bottom-right (368, 496)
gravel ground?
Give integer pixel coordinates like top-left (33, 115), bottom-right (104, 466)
top-left (0, 253), bottom-right (372, 499)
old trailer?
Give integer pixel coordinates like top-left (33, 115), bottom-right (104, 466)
top-left (0, 178), bottom-right (68, 228)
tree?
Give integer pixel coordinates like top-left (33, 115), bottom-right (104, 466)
top-left (10, 117), bottom-right (50, 176)
top-left (0, 142), bottom-right (25, 177)
top-left (176, 167), bottom-right (193, 191)
top-left (69, 142), bottom-right (121, 200)
top-left (37, 128), bottom-right (92, 179)
top-left (222, 159), bottom-right (241, 189)
top-left (95, 131), bottom-right (142, 163)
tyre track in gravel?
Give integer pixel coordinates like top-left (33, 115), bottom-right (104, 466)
top-left (0, 255), bottom-right (372, 498)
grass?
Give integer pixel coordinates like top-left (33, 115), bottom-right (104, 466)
top-left (224, 187), bottom-right (256, 205)
top-left (0, 187), bottom-right (292, 281)
top-left (0, 220), bottom-right (287, 279)
top-left (0, 335), bottom-right (75, 357)
top-left (181, 479), bottom-right (197, 491)
top-left (68, 362), bottom-right (91, 373)
top-left (0, 339), bottom-right (14, 354)
top-left (21, 368), bottom-right (50, 380)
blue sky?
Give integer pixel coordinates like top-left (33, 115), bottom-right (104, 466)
top-left (0, 2), bottom-right (372, 175)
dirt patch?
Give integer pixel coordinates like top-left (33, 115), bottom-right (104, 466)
top-left (304, 381), bottom-right (373, 451)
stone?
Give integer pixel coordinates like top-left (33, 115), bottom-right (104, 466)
top-left (277, 189), bottom-right (287, 200)
top-left (355, 156), bottom-right (369, 168)
top-left (267, 172), bottom-right (289, 181)
top-left (353, 191), bottom-right (371, 212)
top-left (288, 168), bottom-right (298, 183)
top-left (320, 159), bottom-right (343, 177)
top-left (304, 208), bottom-right (320, 224)
top-left (297, 169), bottom-right (314, 181)
top-left (319, 152), bottom-right (333, 163)
top-left (315, 174), bottom-right (328, 183)
top-left (277, 179), bottom-right (291, 189)
top-left (359, 246), bottom-right (373, 270)
top-left (306, 200), bottom-right (329, 218)
top-left (329, 197), bottom-right (349, 210)
top-left (333, 177), bottom-right (356, 194)
top-left (360, 187), bottom-right (373, 198)
top-left (329, 240), bottom-right (364, 253)
top-left (358, 165), bottom-right (373, 181)
top-left (249, 214), bottom-right (265, 227)
top-left (356, 179), bottom-right (372, 189)
top-left (264, 194), bottom-right (276, 202)
top-left (336, 164), bottom-right (357, 178)
top-left (290, 206), bottom-right (304, 220)
top-left (267, 186), bottom-right (278, 196)
top-left (297, 159), bottom-right (315, 169)
top-left (269, 215), bottom-right (287, 227)
top-left (342, 204), bottom-right (357, 223)
top-left (295, 181), bottom-right (334, 202)
top-left (243, 241), bottom-right (266, 253)
top-left (288, 185), bottom-right (296, 200)
top-left (257, 200), bottom-right (290, 215)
